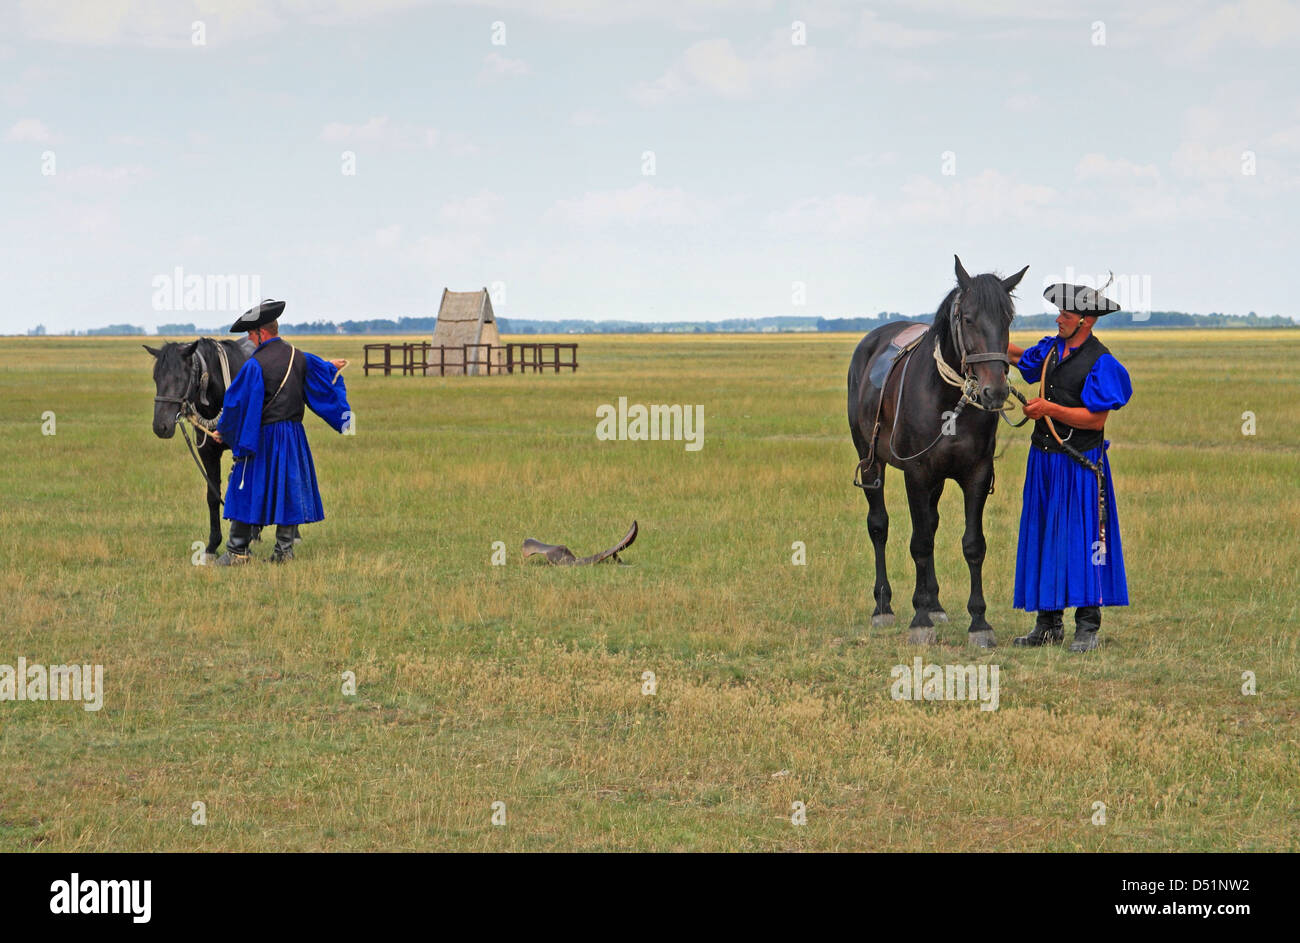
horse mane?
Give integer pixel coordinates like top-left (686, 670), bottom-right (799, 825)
top-left (929, 274), bottom-right (1016, 350)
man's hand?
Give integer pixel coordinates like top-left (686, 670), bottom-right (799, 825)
top-left (1022, 397), bottom-right (1053, 421)
top-left (329, 358), bottom-right (347, 370)
top-left (209, 429), bottom-right (223, 444)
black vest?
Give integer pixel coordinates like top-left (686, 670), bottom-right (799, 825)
top-left (1031, 334), bottom-right (1108, 454)
top-left (253, 339), bottom-right (306, 425)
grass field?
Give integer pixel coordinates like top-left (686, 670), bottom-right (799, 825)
top-left (0, 329), bottom-right (1296, 851)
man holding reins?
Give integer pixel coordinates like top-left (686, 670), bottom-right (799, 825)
top-left (211, 300), bottom-right (352, 565)
top-left (1006, 282), bottom-right (1133, 652)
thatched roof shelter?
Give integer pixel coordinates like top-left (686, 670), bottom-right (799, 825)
top-left (431, 287), bottom-right (502, 376)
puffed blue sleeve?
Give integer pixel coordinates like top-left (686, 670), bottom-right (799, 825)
top-left (1081, 353), bottom-right (1133, 411)
top-left (216, 358), bottom-right (264, 457)
top-left (303, 351), bottom-right (352, 433)
top-left (1016, 336), bottom-right (1055, 384)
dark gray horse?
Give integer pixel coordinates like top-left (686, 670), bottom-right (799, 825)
top-left (146, 337), bottom-right (295, 560)
top-left (848, 256), bottom-right (1027, 648)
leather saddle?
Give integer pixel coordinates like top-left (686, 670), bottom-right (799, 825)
top-left (867, 322), bottom-right (929, 390)
top-left (523, 521), bottom-right (638, 566)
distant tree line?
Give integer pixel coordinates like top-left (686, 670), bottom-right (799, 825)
top-left (21, 310), bottom-right (1298, 336)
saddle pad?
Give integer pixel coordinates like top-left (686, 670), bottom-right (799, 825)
top-left (868, 322), bottom-right (929, 390)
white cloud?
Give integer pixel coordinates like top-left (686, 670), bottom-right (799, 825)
top-left (854, 10), bottom-right (951, 48)
top-left (373, 225), bottom-right (402, 249)
top-left (61, 164), bottom-right (152, 186)
top-left (12, 0), bottom-right (429, 46)
top-left (480, 52), bottom-right (530, 79)
top-left (321, 116), bottom-right (434, 147)
top-left (6, 118), bottom-right (54, 143)
top-left (631, 34), bottom-right (824, 105)
top-left (1183, 0), bottom-right (1300, 55)
top-left (404, 231), bottom-right (485, 269)
top-left (439, 191), bottom-right (505, 226)
top-left (893, 171), bottom-right (1058, 225)
top-left (766, 193), bottom-right (880, 235)
top-left (1004, 92), bottom-right (1040, 113)
top-left (548, 182), bottom-right (719, 227)
top-left (570, 109), bottom-right (603, 127)
top-left (9, 0), bottom-right (788, 46)
top-left (318, 116), bottom-right (475, 153)
top-left (1075, 153), bottom-right (1161, 181)
top-left (1170, 82), bottom-right (1298, 187)
top-left (848, 151), bottom-right (899, 169)
top-left (769, 171), bottom-right (1060, 234)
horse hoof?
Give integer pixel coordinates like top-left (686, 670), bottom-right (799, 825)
top-left (929, 610), bottom-right (949, 624)
top-left (907, 627), bottom-right (938, 645)
top-left (968, 629), bottom-right (996, 650)
top-left (871, 613), bottom-right (895, 628)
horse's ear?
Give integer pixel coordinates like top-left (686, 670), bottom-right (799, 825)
top-left (143, 344), bottom-right (160, 358)
top-left (179, 340), bottom-right (198, 357)
top-left (954, 255), bottom-right (972, 289)
top-left (1002, 265), bottom-right (1029, 293)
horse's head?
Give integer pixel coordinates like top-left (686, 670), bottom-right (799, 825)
top-left (949, 255), bottom-right (1028, 410)
top-left (144, 340), bottom-right (197, 438)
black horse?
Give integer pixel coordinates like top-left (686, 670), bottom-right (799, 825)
top-left (848, 256), bottom-right (1028, 648)
top-left (146, 337), bottom-right (293, 560)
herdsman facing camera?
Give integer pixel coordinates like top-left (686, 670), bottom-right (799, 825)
top-left (1006, 280), bottom-right (1133, 652)
top-left (211, 299), bottom-right (352, 565)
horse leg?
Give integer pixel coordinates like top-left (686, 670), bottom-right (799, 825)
top-left (201, 450), bottom-right (222, 559)
top-left (924, 484), bottom-right (948, 624)
top-left (904, 472), bottom-right (943, 644)
top-left (864, 476), bottom-right (893, 627)
top-left (962, 460), bottom-right (996, 649)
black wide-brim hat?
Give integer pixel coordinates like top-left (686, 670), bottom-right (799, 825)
top-left (229, 299), bottom-right (286, 333)
top-left (1044, 283), bottom-right (1121, 316)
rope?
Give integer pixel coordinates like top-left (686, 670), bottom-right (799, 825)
top-left (931, 338), bottom-right (1026, 419)
top-left (1039, 344), bottom-right (1107, 558)
top-left (177, 411), bottom-right (224, 505)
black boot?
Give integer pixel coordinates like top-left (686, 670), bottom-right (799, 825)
top-left (270, 525), bottom-right (296, 563)
top-left (216, 521), bottom-right (254, 566)
top-left (1070, 606), bottom-right (1102, 652)
top-left (1013, 610), bottom-right (1064, 646)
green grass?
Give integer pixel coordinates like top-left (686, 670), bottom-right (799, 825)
top-left (0, 330), bottom-right (1296, 851)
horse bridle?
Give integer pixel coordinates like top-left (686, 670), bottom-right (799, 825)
top-left (854, 288), bottom-right (1031, 490)
top-left (936, 289), bottom-right (1030, 421)
top-left (154, 344), bottom-right (226, 504)
top-left (153, 348), bottom-right (204, 420)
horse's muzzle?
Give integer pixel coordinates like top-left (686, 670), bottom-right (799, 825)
top-left (979, 384), bottom-right (1010, 411)
top-left (153, 409), bottom-right (178, 439)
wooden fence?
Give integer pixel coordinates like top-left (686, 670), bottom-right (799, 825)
top-left (363, 342), bottom-right (579, 377)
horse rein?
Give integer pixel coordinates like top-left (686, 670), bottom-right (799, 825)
top-left (854, 290), bottom-right (1030, 490)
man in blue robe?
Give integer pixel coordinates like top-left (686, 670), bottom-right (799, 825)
top-left (1006, 282), bottom-right (1133, 652)
top-left (212, 300), bottom-right (352, 565)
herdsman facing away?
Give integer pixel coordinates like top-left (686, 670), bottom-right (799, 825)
top-left (1007, 280), bottom-right (1133, 651)
top-left (211, 300), bottom-right (352, 564)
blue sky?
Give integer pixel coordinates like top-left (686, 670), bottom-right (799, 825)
top-left (2, 0), bottom-right (1297, 333)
